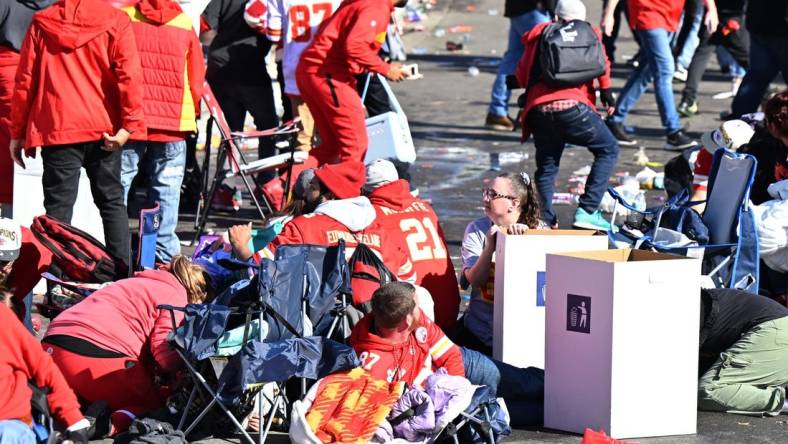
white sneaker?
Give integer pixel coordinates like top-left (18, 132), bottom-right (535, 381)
top-left (674, 66), bottom-right (688, 82)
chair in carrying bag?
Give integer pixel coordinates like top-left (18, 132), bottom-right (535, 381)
top-left (362, 73), bottom-right (417, 164)
top-left (192, 82), bottom-right (307, 245)
top-left (607, 149), bottom-right (759, 292)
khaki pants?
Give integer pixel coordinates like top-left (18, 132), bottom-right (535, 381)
top-left (288, 95), bottom-right (314, 151)
top-left (698, 315), bottom-right (788, 415)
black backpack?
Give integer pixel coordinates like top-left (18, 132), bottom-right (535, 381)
top-left (539, 20), bottom-right (606, 87)
top-left (348, 242), bottom-right (396, 311)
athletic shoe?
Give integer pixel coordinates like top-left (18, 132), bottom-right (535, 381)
top-left (572, 208), bottom-right (612, 232)
top-left (605, 119), bottom-right (638, 146)
top-left (677, 100), bottom-right (699, 117)
top-left (665, 130), bottom-right (698, 151)
top-left (484, 113), bottom-right (515, 131)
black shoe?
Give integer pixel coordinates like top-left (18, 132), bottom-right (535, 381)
top-left (84, 400), bottom-right (110, 439)
top-left (605, 119), bottom-right (638, 146)
top-left (665, 130), bottom-right (698, 151)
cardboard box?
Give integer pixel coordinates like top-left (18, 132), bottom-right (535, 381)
top-left (493, 230), bottom-right (608, 369)
top-left (544, 249), bottom-right (702, 439)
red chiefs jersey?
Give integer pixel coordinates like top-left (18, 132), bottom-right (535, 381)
top-left (368, 180), bottom-right (460, 331)
top-left (265, 199), bottom-right (415, 286)
top-left (297, 0), bottom-right (392, 79)
top-left (350, 310), bottom-right (465, 386)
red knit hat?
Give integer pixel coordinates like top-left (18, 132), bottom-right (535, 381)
top-left (315, 161), bottom-right (366, 199)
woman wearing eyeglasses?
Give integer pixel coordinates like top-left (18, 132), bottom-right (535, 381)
top-left (455, 171), bottom-right (546, 355)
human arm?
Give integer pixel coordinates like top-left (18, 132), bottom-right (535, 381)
top-left (426, 317), bottom-right (464, 377)
top-left (108, 15), bottom-right (145, 146)
top-left (187, 31), bottom-right (206, 117)
top-left (600, 0), bottom-right (620, 37)
top-left (593, 26), bottom-right (615, 114)
top-left (8, 22), bottom-right (40, 161)
top-left (149, 303), bottom-right (185, 375)
top-left (265, 0), bottom-right (283, 43)
top-left (343, 7), bottom-right (392, 76)
top-left (703, 0), bottom-right (718, 34)
top-left (462, 223), bottom-right (499, 290)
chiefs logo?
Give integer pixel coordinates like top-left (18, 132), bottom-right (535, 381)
top-left (415, 326), bottom-right (427, 343)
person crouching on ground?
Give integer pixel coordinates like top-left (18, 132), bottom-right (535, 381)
top-left (515, 0), bottom-right (619, 231)
top-left (0, 295), bottom-right (89, 443)
top-left (455, 172), bottom-right (546, 355)
top-left (43, 256), bottom-right (213, 435)
top-left (350, 282), bottom-right (545, 426)
top-left (698, 288), bottom-right (788, 416)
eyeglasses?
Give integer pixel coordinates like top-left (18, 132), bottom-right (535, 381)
top-left (483, 188), bottom-right (517, 201)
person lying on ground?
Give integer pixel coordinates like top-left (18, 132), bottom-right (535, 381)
top-left (0, 299), bottom-right (89, 443)
top-left (350, 282), bottom-right (545, 427)
top-left (698, 288), bottom-right (788, 416)
top-left (363, 159), bottom-right (460, 332)
top-left (456, 172), bottom-right (546, 355)
top-left (259, 161), bottom-right (416, 307)
top-left (0, 217), bottom-right (52, 330)
top-left (42, 256), bottom-right (213, 436)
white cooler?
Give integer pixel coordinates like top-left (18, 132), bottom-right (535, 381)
top-left (544, 249), bottom-right (702, 439)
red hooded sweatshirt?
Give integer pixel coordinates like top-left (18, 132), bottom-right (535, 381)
top-left (9, 0), bottom-right (145, 148)
top-left (350, 310), bottom-right (464, 387)
top-left (44, 269), bottom-right (188, 375)
top-left (0, 305), bottom-right (83, 428)
top-left (367, 180), bottom-right (460, 331)
top-left (298, 0), bottom-right (392, 80)
top-left (515, 21), bottom-right (611, 141)
top-left (122, 0), bottom-right (204, 142)
top-left (7, 227), bottom-right (53, 320)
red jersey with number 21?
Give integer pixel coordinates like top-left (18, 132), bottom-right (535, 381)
top-left (368, 180), bottom-right (460, 331)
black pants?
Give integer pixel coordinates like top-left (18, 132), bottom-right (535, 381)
top-left (601, 0), bottom-right (633, 64)
top-left (209, 79), bottom-right (279, 184)
top-left (41, 142), bottom-right (130, 264)
top-left (682, 14), bottom-right (750, 104)
top-left (356, 73), bottom-right (392, 118)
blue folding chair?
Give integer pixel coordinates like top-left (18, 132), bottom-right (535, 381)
top-left (607, 149), bottom-right (759, 292)
top-left (136, 202), bottom-right (161, 270)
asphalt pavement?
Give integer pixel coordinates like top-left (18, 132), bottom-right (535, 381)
top-left (154, 0), bottom-right (788, 442)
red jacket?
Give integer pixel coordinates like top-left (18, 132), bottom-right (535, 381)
top-left (0, 305), bottom-right (83, 427)
top-left (44, 269), bottom-right (187, 375)
top-left (515, 21), bottom-right (611, 141)
top-left (368, 180), bottom-right (460, 331)
top-left (8, 227), bottom-right (52, 319)
top-left (298, 0), bottom-right (392, 80)
top-left (10, 0), bottom-right (145, 148)
top-left (350, 310), bottom-right (464, 387)
top-left (123, 0), bottom-right (204, 142)
top-left (628, 0), bottom-right (684, 32)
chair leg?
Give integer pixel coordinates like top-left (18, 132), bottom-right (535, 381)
top-left (238, 169), bottom-right (271, 217)
top-left (191, 147), bottom-right (228, 246)
top-left (177, 384), bottom-right (199, 431)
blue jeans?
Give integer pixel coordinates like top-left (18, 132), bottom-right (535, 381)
top-left (488, 9), bottom-right (550, 117)
top-left (731, 33), bottom-right (788, 118)
top-left (0, 420), bottom-right (35, 444)
top-left (528, 103), bottom-right (619, 225)
top-left (717, 46), bottom-right (746, 78)
top-left (676, 3), bottom-right (703, 69)
top-left (121, 141), bottom-right (186, 263)
top-left (611, 28), bottom-right (682, 134)
top-left (460, 347), bottom-right (544, 426)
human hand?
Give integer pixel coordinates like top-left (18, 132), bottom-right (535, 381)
top-left (704, 7), bottom-right (719, 34)
top-left (506, 223), bottom-right (530, 235)
top-left (385, 64), bottom-right (407, 82)
top-left (9, 139), bottom-right (24, 169)
top-left (228, 223), bottom-right (253, 253)
top-left (600, 88), bottom-right (616, 115)
top-left (600, 13), bottom-right (615, 37)
top-left (484, 224), bottom-right (502, 248)
top-left (101, 128), bottom-right (130, 151)
top-left (64, 421), bottom-right (90, 444)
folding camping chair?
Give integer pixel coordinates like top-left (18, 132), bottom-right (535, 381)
top-left (193, 82), bottom-right (307, 245)
top-left (607, 148), bottom-right (759, 292)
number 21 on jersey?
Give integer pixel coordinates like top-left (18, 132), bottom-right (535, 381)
top-left (400, 217), bottom-right (447, 262)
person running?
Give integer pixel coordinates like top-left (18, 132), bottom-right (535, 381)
top-left (295, 0), bottom-right (407, 164)
top-left (9, 0), bottom-right (145, 264)
top-left (602, 0), bottom-right (718, 150)
top-left (516, 0), bottom-right (618, 231)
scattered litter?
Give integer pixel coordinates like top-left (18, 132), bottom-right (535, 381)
top-left (776, 420), bottom-right (788, 425)
top-left (573, 165), bottom-right (592, 176)
top-left (636, 167), bottom-right (665, 190)
top-left (448, 25), bottom-right (473, 33)
top-left (633, 146), bottom-right (649, 166)
top-left (645, 161), bottom-right (664, 168)
top-left (433, 28), bottom-right (446, 38)
top-left (462, 33), bottom-right (472, 43)
top-left (487, 9), bottom-right (499, 15)
top-left (467, 66), bottom-right (480, 76)
top-left (410, 24), bottom-right (425, 32)
top-left (499, 152), bottom-right (529, 163)
top-left (465, 4), bottom-right (476, 12)
top-left (412, 47), bottom-right (428, 55)
top-left (446, 41), bottom-right (464, 51)
top-left (737, 422), bottom-right (750, 426)
top-left (552, 193), bottom-right (579, 205)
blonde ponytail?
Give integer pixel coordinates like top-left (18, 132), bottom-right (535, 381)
top-left (169, 255), bottom-right (213, 304)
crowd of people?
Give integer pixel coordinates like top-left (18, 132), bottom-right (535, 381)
top-left (0, 0), bottom-right (787, 442)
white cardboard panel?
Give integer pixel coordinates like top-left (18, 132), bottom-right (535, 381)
top-left (493, 231), bottom-right (608, 369)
